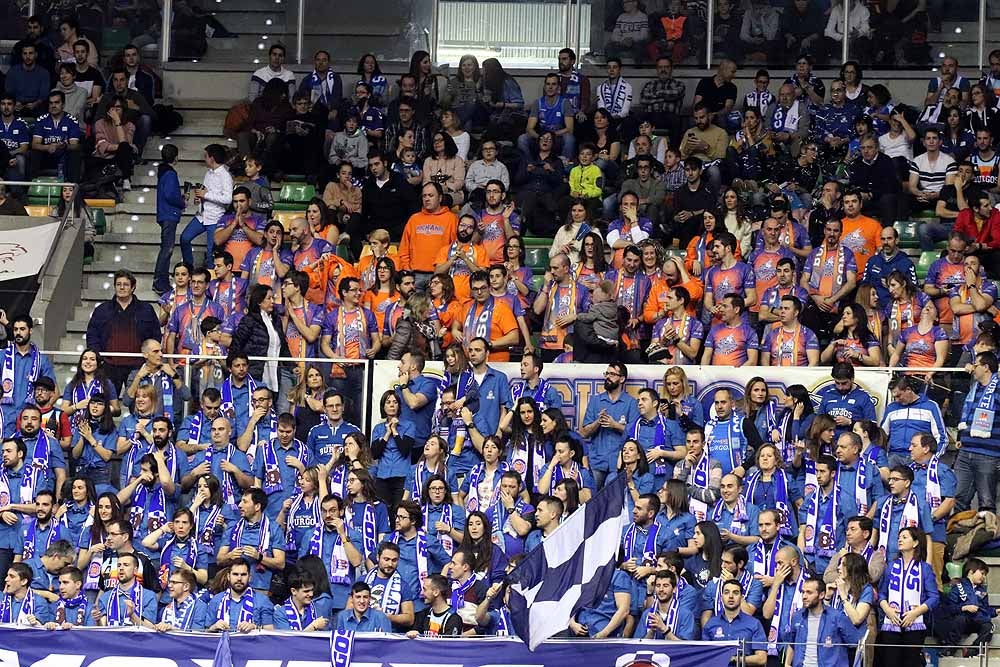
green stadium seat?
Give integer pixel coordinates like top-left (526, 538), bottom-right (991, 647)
top-left (915, 250), bottom-right (939, 281)
top-left (93, 209), bottom-right (106, 236)
top-left (521, 236), bottom-right (551, 248)
top-left (101, 28), bottom-right (131, 52)
top-left (894, 220), bottom-right (920, 248)
top-left (272, 183), bottom-right (316, 211)
top-left (664, 247), bottom-right (685, 261)
top-left (282, 174), bottom-right (307, 183)
top-left (525, 247), bottom-right (549, 270)
top-left (532, 274), bottom-right (545, 292)
top-left (27, 177), bottom-right (61, 205)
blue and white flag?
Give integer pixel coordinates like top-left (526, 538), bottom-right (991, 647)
top-left (331, 628), bottom-right (356, 667)
top-left (508, 473), bottom-right (630, 649)
top-left (212, 631), bottom-right (233, 667)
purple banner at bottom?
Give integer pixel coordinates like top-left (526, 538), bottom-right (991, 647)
top-left (0, 626), bottom-right (738, 667)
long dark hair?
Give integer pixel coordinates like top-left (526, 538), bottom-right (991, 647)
top-left (841, 302), bottom-right (877, 348)
top-left (482, 58), bottom-right (512, 99)
top-left (462, 510), bottom-right (495, 574)
top-left (421, 473), bottom-right (455, 506)
top-left (356, 53), bottom-right (382, 77)
top-left (542, 407), bottom-right (573, 445)
top-left (295, 555), bottom-right (333, 596)
top-left (369, 255), bottom-right (397, 296)
top-left (840, 552), bottom-right (869, 602)
top-left (307, 197), bottom-right (335, 233)
top-left (56, 185), bottom-right (89, 218)
top-left (619, 439), bottom-right (651, 475)
top-left (85, 392), bottom-right (115, 434)
top-left (509, 397), bottom-right (544, 451)
top-left (432, 131), bottom-right (459, 159)
top-left (582, 231), bottom-right (608, 272)
top-left (246, 283), bottom-right (271, 314)
top-left (554, 478), bottom-right (580, 516)
top-left (89, 491), bottom-right (124, 545)
top-left (695, 520), bottom-right (723, 579)
top-left (68, 348), bottom-right (111, 395)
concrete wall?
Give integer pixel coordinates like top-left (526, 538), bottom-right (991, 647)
top-left (35, 217), bottom-right (85, 351)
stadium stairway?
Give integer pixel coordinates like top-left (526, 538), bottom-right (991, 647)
top-left (51, 99), bottom-right (237, 385)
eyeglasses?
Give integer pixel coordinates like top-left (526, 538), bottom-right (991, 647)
top-left (107, 531), bottom-right (126, 537)
top-left (395, 513), bottom-right (411, 520)
top-left (888, 477), bottom-right (906, 483)
top-left (252, 397), bottom-right (271, 404)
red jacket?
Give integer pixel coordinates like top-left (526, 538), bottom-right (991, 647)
top-left (954, 208), bottom-right (1000, 249)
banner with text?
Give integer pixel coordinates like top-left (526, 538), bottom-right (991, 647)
top-left (0, 627), bottom-right (738, 667)
top-left (372, 362), bottom-right (893, 429)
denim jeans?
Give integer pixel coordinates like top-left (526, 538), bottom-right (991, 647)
top-left (954, 449), bottom-right (1000, 512)
top-left (153, 218), bottom-right (178, 292)
top-left (918, 219), bottom-right (953, 251)
top-left (134, 113), bottom-right (153, 156)
top-left (180, 216), bottom-right (215, 268)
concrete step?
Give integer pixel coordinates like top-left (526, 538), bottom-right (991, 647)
top-left (81, 287), bottom-right (159, 303)
top-left (99, 230), bottom-right (208, 246)
top-left (93, 244), bottom-right (185, 266)
top-left (210, 9), bottom-right (293, 35)
top-left (203, 35), bottom-right (297, 65)
top-left (146, 135), bottom-right (237, 157)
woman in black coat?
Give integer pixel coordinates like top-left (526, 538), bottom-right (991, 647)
top-left (230, 284), bottom-right (292, 395)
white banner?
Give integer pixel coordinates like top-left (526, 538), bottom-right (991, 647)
top-left (0, 220), bottom-right (61, 280)
top-left (370, 361), bottom-right (893, 430)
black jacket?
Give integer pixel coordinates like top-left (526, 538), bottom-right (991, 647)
top-left (849, 152), bottom-right (903, 199)
top-left (230, 309), bottom-right (292, 380)
top-left (362, 172), bottom-right (418, 241)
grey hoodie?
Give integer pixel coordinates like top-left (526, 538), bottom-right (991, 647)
top-left (575, 300), bottom-right (619, 341)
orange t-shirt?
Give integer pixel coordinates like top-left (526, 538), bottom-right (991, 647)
top-left (434, 242), bottom-right (489, 302)
top-left (399, 208), bottom-right (458, 273)
top-left (303, 254), bottom-right (359, 310)
top-left (434, 297), bottom-right (465, 349)
top-left (363, 288), bottom-right (395, 333)
top-left (643, 276), bottom-right (701, 322)
top-left (459, 298), bottom-right (518, 362)
top-left (840, 215), bottom-right (881, 278)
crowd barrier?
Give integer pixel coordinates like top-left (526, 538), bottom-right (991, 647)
top-left (0, 626), bottom-right (738, 667)
top-left (43, 351), bottom-right (978, 433)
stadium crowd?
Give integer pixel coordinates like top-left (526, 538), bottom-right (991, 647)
top-left (0, 5), bottom-right (999, 667)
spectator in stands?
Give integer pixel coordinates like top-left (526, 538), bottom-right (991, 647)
top-left (180, 144), bottom-right (233, 268)
top-left (443, 55), bottom-right (486, 133)
top-left (781, 0), bottom-right (825, 58)
top-left (10, 15), bottom-right (56, 78)
top-left (465, 141), bottom-right (509, 207)
top-left (969, 129), bottom-right (999, 195)
top-left (862, 226), bottom-right (916, 307)
top-left (153, 145), bottom-right (186, 296)
top-left (481, 58), bottom-right (525, 141)
top-left (241, 79), bottom-right (293, 177)
top-left (86, 269), bottom-right (161, 393)
top-left (765, 84), bottom-right (810, 158)
top-left (949, 255), bottom-right (997, 346)
top-left (679, 104), bottom-right (727, 192)
top-left (96, 70), bottom-right (155, 159)
top-left (30, 90), bottom-right (82, 183)
top-left (711, 0), bottom-right (743, 64)
top-left (693, 60), bottom-right (738, 121)
top-left (954, 193), bottom-right (1000, 274)
top-left (556, 48), bottom-right (590, 123)
top-left (0, 95), bottom-right (29, 184)
top-left (881, 374), bottom-right (947, 466)
top-left (55, 16), bottom-right (96, 67)
top-left (384, 97), bottom-right (430, 161)
top-left (850, 133), bottom-right (903, 230)
top-left (231, 285), bottom-right (292, 395)
top-left (596, 58), bottom-right (633, 128)
top-left (514, 132), bottom-right (566, 237)
top-left (606, 0), bottom-right (648, 62)
top-left (250, 43), bottom-right (295, 101)
top-left (423, 132), bottom-right (466, 207)
top-left (52, 64), bottom-right (86, 122)
top-left (0, 184), bottom-right (27, 216)
top-left (927, 56), bottom-right (972, 108)
top-left (620, 156), bottom-right (666, 227)
top-left (398, 182), bottom-right (458, 290)
top-left (282, 94), bottom-right (324, 178)
top-left (906, 128), bottom-right (956, 216)
top-left (120, 45), bottom-right (156, 108)
top-left (925, 161), bottom-right (978, 250)
top-left (800, 218), bottom-right (857, 337)
top-left (519, 74), bottom-right (575, 163)
top-left (298, 49), bottom-right (341, 125)
top-left (839, 189), bottom-right (881, 279)
top-left (92, 95), bottom-right (137, 192)
top-left (823, 0), bottom-right (872, 64)
top-left (122, 339), bottom-right (188, 421)
top-left (739, 0), bottom-right (780, 63)
top-left (0, 316), bottom-right (52, 438)
top-left (362, 153), bottom-right (415, 245)
top-left (5, 44), bottom-right (50, 118)
top-left (955, 350), bottom-right (1000, 512)
top-left (671, 157), bottom-right (716, 249)
top-left (70, 39), bottom-right (103, 114)
top-left (328, 114), bottom-right (368, 176)
top-left (638, 59), bottom-right (684, 149)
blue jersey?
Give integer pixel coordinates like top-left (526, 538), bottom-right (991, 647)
top-left (32, 113), bottom-right (81, 146)
top-left (0, 118), bottom-right (30, 151)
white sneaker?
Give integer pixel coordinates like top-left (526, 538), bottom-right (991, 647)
top-left (122, 179), bottom-right (132, 191)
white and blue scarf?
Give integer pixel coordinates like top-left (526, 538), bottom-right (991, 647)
top-left (712, 495), bottom-right (750, 536)
top-left (22, 518), bottom-right (61, 559)
top-left (877, 492), bottom-right (920, 555)
top-left (363, 569), bottom-right (402, 614)
top-left (743, 468), bottom-right (793, 536)
top-left (218, 589), bottom-right (255, 625)
top-left (221, 375), bottom-right (257, 423)
top-left (464, 461), bottom-right (509, 513)
top-left (882, 558), bottom-right (926, 632)
top-left (965, 373), bottom-right (1000, 439)
top-left (260, 438), bottom-right (306, 495)
top-left (804, 485), bottom-right (839, 558)
top-left (390, 530), bottom-right (428, 586)
top-left (162, 595), bottom-right (199, 629)
top-left (688, 451), bottom-right (711, 522)
top-left (1, 343), bottom-right (40, 405)
top-left (346, 501), bottom-right (379, 563)
top-left (767, 567), bottom-right (806, 655)
top-left (0, 590), bottom-right (36, 624)
top-left (424, 503), bottom-right (454, 556)
top-left (622, 522), bottom-right (660, 566)
top-left (130, 482), bottom-right (167, 535)
top-left (245, 413), bottom-right (279, 467)
top-left (307, 525), bottom-right (352, 585)
top-left (106, 583), bottom-right (144, 626)
top-left (283, 600), bottom-right (317, 630)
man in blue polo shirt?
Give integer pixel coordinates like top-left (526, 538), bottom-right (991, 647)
top-left (336, 581), bottom-right (392, 632)
top-left (205, 560), bottom-right (275, 631)
top-left (0, 95), bottom-right (30, 183)
top-left (702, 579), bottom-right (768, 666)
top-left (873, 465), bottom-right (934, 563)
top-left (627, 388), bottom-right (685, 486)
top-left (306, 390), bottom-right (361, 465)
top-left (818, 362), bottom-right (877, 436)
top-left (581, 362), bottom-right (639, 489)
top-left (29, 90), bottom-right (81, 182)
top-left (0, 316), bottom-right (54, 437)
top-left (217, 488), bottom-right (285, 594)
top-left (15, 404), bottom-right (65, 497)
top-left (181, 417), bottom-right (253, 521)
top-left (0, 439), bottom-right (37, 587)
top-left (396, 351), bottom-right (438, 448)
top-left (299, 494), bottom-right (363, 612)
top-left (463, 337), bottom-right (512, 441)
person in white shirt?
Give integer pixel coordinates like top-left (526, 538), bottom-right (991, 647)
top-left (249, 44), bottom-right (296, 100)
top-left (180, 144), bottom-right (234, 269)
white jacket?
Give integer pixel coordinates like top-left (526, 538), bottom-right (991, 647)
top-left (199, 164), bottom-right (234, 227)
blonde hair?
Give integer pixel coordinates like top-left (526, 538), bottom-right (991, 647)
top-left (662, 366), bottom-right (692, 399)
top-left (368, 228), bottom-right (390, 244)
